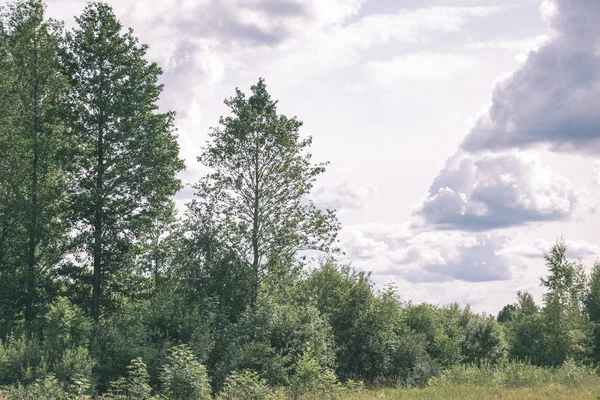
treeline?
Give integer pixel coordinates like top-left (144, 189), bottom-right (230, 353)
top-left (1, 0), bottom-right (600, 399)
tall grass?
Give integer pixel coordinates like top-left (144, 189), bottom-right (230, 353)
top-left (429, 359), bottom-right (598, 388)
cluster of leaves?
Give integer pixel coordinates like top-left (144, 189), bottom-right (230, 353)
top-left (498, 239), bottom-right (600, 367)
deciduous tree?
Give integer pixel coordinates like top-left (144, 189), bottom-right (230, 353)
top-left (65, 2), bottom-right (184, 321)
top-left (194, 78), bottom-right (340, 306)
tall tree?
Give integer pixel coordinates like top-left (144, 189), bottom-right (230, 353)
top-left (540, 239), bottom-right (592, 365)
top-left (0, 0), bottom-right (69, 325)
top-left (0, 4), bottom-right (23, 333)
top-left (584, 261), bottom-right (600, 364)
top-left (194, 78), bottom-right (340, 306)
top-left (65, 2), bottom-right (184, 322)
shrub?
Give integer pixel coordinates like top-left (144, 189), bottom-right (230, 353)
top-left (43, 297), bottom-right (92, 364)
top-left (220, 369), bottom-right (272, 400)
top-left (159, 345), bottom-right (211, 400)
top-left (0, 334), bottom-right (47, 386)
top-left (104, 357), bottom-right (153, 399)
top-left (3, 374), bottom-right (68, 400)
top-left (288, 344), bottom-right (341, 400)
top-left (54, 346), bottom-right (95, 394)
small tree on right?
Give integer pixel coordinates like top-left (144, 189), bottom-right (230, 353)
top-left (584, 261), bottom-right (600, 364)
top-left (540, 238), bottom-right (592, 365)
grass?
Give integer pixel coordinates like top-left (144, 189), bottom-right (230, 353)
top-left (294, 361), bottom-right (600, 400)
top-left (346, 380), bottom-right (600, 400)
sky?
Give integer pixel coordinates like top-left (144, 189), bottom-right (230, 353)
top-left (20, 0), bottom-right (600, 313)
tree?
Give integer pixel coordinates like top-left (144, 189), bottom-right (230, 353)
top-left (0, 0), bottom-right (69, 326)
top-left (540, 239), bottom-right (592, 365)
top-left (65, 2), bottom-right (184, 322)
top-left (194, 78), bottom-right (340, 306)
top-left (584, 261), bottom-right (600, 364)
top-left (0, 4), bottom-right (24, 335)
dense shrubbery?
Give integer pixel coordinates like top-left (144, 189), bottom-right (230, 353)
top-left (3, 255), bottom-right (600, 398)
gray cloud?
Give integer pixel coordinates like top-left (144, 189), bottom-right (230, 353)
top-left (415, 152), bottom-right (579, 230)
top-left (461, 0), bottom-right (600, 155)
top-left (154, 0), bottom-right (341, 48)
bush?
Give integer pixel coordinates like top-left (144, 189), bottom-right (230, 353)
top-left (54, 346), bottom-right (95, 394)
top-left (0, 334), bottom-right (47, 386)
top-left (104, 357), bottom-right (153, 399)
top-left (288, 344), bottom-right (341, 400)
top-left (2, 374), bottom-right (69, 400)
top-left (220, 369), bottom-right (273, 400)
top-left (209, 294), bottom-right (335, 389)
top-left (159, 344), bottom-right (212, 400)
top-left (43, 297), bottom-right (92, 364)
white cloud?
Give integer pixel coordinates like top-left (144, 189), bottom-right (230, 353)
top-left (339, 224), bottom-right (516, 283)
top-left (311, 182), bottom-right (377, 211)
top-left (415, 152), bottom-right (581, 230)
top-left (364, 53), bottom-right (482, 83)
top-left (261, 5), bottom-right (506, 85)
top-left (465, 35), bottom-right (549, 51)
top-left (502, 237), bottom-right (600, 260)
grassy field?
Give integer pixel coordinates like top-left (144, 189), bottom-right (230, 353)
top-left (345, 381), bottom-right (600, 400)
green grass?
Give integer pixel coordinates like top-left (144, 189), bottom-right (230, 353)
top-left (344, 380), bottom-right (600, 400)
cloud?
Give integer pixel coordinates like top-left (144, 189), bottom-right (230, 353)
top-left (502, 237), bottom-right (600, 260)
top-left (339, 224), bottom-right (515, 283)
top-left (404, 233), bottom-right (513, 283)
top-left (261, 5), bottom-right (505, 86)
top-left (593, 162), bottom-right (600, 185)
top-left (464, 35), bottom-right (549, 51)
top-left (415, 152), bottom-right (580, 231)
top-left (364, 53), bottom-right (482, 83)
top-left (461, 0), bottom-right (600, 155)
top-left (125, 0), bottom-right (361, 48)
top-left (311, 182), bottom-right (377, 211)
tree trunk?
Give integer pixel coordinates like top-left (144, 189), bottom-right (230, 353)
top-left (93, 109), bottom-right (104, 323)
top-left (251, 146), bottom-right (260, 308)
top-left (25, 39), bottom-right (40, 326)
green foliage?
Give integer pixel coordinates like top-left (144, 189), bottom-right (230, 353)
top-left (0, 334), bottom-right (47, 386)
top-left (194, 78), bottom-right (340, 305)
top-left (64, 1), bottom-right (184, 321)
top-left (159, 344), bottom-right (212, 400)
top-left (104, 357), bottom-right (152, 399)
top-left (220, 369), bottom-right (273, 400)
top-left (539, 239), bottom-right (592, 365)
top-left (209, 287), bottom-right (335, 389)
top-left (0, 298), bottom-right (94, 393)
top-left (4, 374), bottom-right (69, 399)
top-left (2, 1), bottom-right (600, 398)
top-left (288, 344), bottom-right (341, 400)
top-left (53, 346), bottom-right (94, 394)
top-left (43, 297), bottom-right (92, 362)
top-left (0, 0), bottom-right (72, 326)
top-left (89, 296), bottom-right (213, 392)
top-left (584, 261), bottom-right (600, 364)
